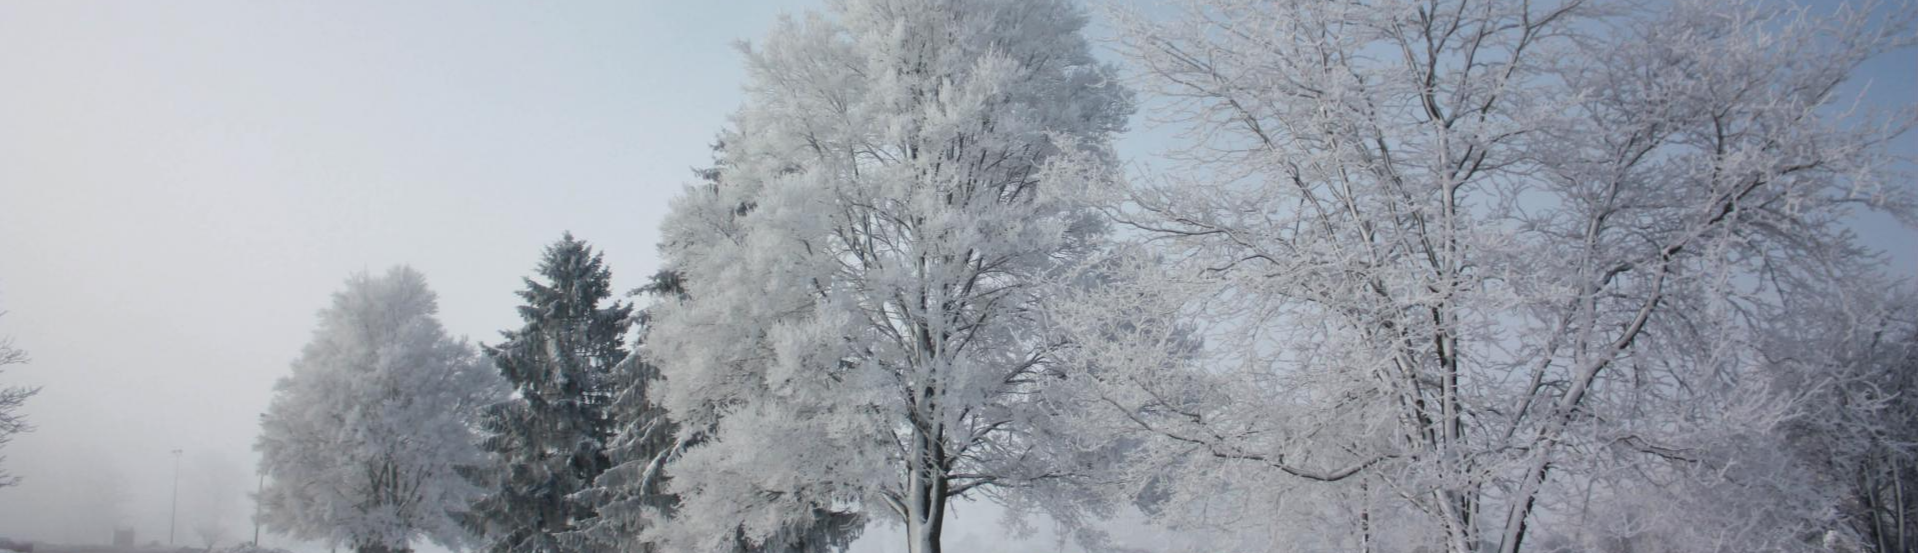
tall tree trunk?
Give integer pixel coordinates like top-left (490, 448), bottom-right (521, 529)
top-left (904, 457), bottom-right (945, 553)
top-left (903, 413), bottom-right (947, 553)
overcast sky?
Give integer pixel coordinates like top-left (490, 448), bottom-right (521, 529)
top-left (0, 1), bottom-right (1909, 552)
top-left (0, 1), bottom-right (812, 547)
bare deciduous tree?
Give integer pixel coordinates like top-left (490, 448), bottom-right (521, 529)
top-left (0, 313), bottom-right (37, 489)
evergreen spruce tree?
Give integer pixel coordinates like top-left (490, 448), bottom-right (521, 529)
top-left (564, 268), bottom-right (680, 553)
top-left (472, 233), bottom-right (632, 553)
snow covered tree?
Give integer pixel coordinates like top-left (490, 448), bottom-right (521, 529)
top-left (469, 233), bottom-right (632, 553)
top-left (256, 267), bottom-right (504, 553)
top-left (574, 157), bottom-right (867, 553)
top-left (1772, 288), bottom-right (1918, 553)
top-left (1050, 0), bottom-right (1916, 551)
top-left (195, 521), bottom-right (230, 551)
top-left (0, 313), bottom-right (34, 490)
top-left (184, 450), bottom-right (247, 551)
top-left (642, 1), bottom-right (1132, 550)
top-left (562, 270), bottom-right (678, 553)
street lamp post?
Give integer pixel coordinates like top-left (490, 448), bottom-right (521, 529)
top-left (253, 472), bottom-right (263, 546)
top-left (255, 412), bottom-right (267, 548)
top-left (169, 449), bottom-right (182, 547)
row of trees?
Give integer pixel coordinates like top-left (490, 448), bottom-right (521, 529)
top-left (255, 0), bottom-right (1917, 552)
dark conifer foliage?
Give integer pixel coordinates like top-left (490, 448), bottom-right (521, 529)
top-left (472, 233), bottom-right (633, 553)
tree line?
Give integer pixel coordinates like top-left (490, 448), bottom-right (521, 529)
top-left (250, 0), bottom-right (1918, 552)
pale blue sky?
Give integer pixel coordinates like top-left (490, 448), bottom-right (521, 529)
top-left (0, 1), bottom-right (1908, 551)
